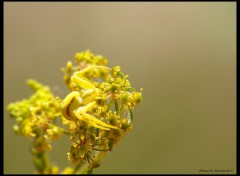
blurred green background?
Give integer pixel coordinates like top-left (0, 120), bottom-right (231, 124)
top-left (4, 2), bottom-right (236, 174)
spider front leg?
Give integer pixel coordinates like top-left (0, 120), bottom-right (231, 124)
top-left (71, 65), bottom-right (111, 90)
top-left (62, 92), bottom-right (118, 130)
top-left (70, 65), bottom-right (110, 106)
top-left (62, 91), bottom-right (82, 121)
top-left (74, 102), bottom-right (118, 131)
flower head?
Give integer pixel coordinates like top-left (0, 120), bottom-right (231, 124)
top-left (7, 79), bottom-right (64, 149)
top-left (61, 50), bottom-right (143, 172)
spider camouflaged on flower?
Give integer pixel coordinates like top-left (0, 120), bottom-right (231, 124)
top-left (7, 50), bottom-right (142, 174)
top-left (61, 50), bottom-right (142, 173)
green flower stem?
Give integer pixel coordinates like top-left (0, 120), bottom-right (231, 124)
top-left (77, 151), bottom-right (107, 174)
top-left (32, 129), bottom-right (52, 174)
top-left (72, 164), bottom-right (81, 174)
top-left (33, 150), bottom-right (51, 174)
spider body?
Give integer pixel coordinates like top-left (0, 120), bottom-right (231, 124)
top-left (62, 66), bottom-right (118, 131)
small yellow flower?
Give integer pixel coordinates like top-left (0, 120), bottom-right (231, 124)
top-left (46, 126), bottom-right (63, 140)
top-left (50, 166), bottom-right (59, 174)
top-left (61, 167), bottom-right (74, 174)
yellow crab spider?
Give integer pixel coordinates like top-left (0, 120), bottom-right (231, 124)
top-left (62, 66), bottom-right (118, 131)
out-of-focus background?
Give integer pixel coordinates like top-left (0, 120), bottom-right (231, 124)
top-left (4, 2), bottom-right (236, 174)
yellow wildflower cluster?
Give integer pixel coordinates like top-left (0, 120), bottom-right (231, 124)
top-left (7, 79), bottom-right (64, 173)
top-left (61, 50), bottom-right (142, 172)
top-left (7, 79), bottom-right (63, 140)
top-left (7, 50), bottom-right (142, 174)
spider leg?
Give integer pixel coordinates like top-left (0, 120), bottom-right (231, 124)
top-left (74, 110), bottom-right (110, 131)
top-left (74, 102), bottom-right (118, 130)
top-left (82, 111), bottom-right (118, 130)
top-left (62, 91), bottom-right (82, 121)
top-left (71, 66), bottom-right (111, 90)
